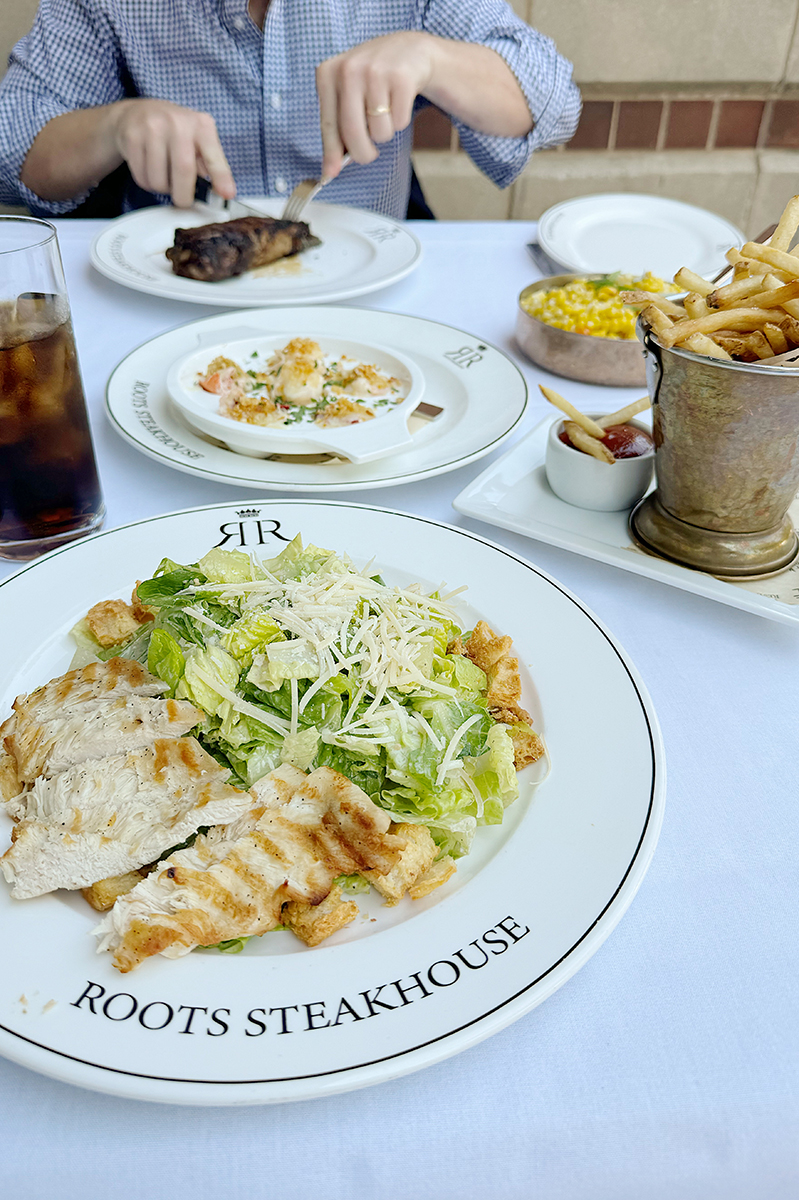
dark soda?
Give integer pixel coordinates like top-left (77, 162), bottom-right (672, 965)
top-left (0, 295), bottom-right (103, 557)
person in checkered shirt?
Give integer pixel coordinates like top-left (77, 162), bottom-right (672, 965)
top-left (0, 0), bottom-right (580, 220)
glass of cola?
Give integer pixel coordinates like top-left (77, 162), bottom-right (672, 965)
top-left (0, 217), bottom-right (104, 560)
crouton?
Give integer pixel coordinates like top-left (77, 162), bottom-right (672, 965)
top-left (464, 621), bottom-right (513, 673)
top-left (363, 822), bottom-right (438, 905)
top-left (130, 583), bottom-right (156, 625)
top-left (82, 869), bottom-right (148, 912)
top-left (408, 855), bottom-right (457, 899)
top-left (85, 600), bottom-right (144, 648)
top-left (282, 884), bottom-right (358, 946)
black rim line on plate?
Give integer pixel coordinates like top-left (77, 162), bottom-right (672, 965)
top-left (0, 500), bottom-right (659, 1087)
top-left (102, 307), bottom-right (529, 486)
top-left (93, 202), bottom-right (423, 296)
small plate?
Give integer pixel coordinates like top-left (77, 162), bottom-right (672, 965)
top-left (90, 199), bottom-right (422, 307)
top-left (167, 335), bottom-right (424, 463)
top-left (453, 417), bottom-right (799, 628)
top-left (537, 194), bottom-right (745, 279)
top-left (105, 306), bottom-right (528, 492)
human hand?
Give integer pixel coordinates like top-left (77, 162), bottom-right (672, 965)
top-left (108, 98), bottom-right (236, 208)
top-left (316, 32), bottom-right (437, 179)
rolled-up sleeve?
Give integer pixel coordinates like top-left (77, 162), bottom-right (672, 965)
top-left (0, 0), bottom-right (125, 214)
top-left (417, 0), bottom-right (581, 189)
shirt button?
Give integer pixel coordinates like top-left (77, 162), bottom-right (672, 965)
top-left (270, 92), bottom-right (282, 110)
top-left (233, 16), bottom-right (246, 29)
top-left (275, 177), bottom-right (288, 193)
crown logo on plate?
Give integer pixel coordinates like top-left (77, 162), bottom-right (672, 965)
top-left (236, 508), bottom-right (261, 519)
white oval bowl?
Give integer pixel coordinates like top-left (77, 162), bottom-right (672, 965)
top-left (167, 334), bottom-right (424, 463)
top-left (545, 414), bottom-right (654, 512)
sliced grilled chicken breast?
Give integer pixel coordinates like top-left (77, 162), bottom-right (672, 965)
top-left (10, 658), bottom-right (167, 726)
top-left (7, 696), bottom-right (203, 785)
top-left (96, 764), bottom-right (403, 971)
top-left (1, 738), bottom-right (251, 899)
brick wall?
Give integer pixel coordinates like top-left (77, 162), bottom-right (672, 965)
top-left (413, 0), bottom-right (799, 229)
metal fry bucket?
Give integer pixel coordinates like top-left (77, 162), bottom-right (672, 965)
top-left (630, 326), bottom-right (799, 577)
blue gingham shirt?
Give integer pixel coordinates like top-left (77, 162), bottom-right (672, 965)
top-left (0, 0), bottom-right (580, 219)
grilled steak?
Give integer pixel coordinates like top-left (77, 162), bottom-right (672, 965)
top-left (166, 216), bottom-right (321, 282)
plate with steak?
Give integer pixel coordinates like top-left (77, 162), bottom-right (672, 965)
top-left (90, 199), bottom-right (422, 307)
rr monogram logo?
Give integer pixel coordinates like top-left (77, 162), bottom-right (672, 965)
top-left (216, 511), bottom-right (292, 548)
top-left (364, 226), bottom-right (400, 243)
top-left (444, 345), bottom-right (486, 368)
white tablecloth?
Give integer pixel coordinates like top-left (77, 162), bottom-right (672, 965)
top-left (1, 220), bottom-right (797, 1200)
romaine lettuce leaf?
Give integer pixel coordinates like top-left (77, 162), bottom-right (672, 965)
top-left (260, 534), bottom-right (340, 581)
top-left (280, 726), bottom-right (320, 770)
top-left (463, 723), bottom-right (519, 823)
top-left (147, 628), bottom-right (185, 694)
top-left (222, 607), bottom-right (285, 668)
top-left (198, 547), bottom-right (265, 584)
top-left (248, 639), bottom-right (320, 690)
top-left (177, 644), bottom-right (240, 715)
top-left (314, 741), bottom-right (386, 799)
top-left (378, 786), bottom-right (477, 857)
top-left (136, 564), bottom-right (206, 606)
top-left (433, 651), bottom-right (487, 695)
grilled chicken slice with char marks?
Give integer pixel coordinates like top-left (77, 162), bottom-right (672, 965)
top-left (6, 695), bottom-right (203, 786)
top-left (0, 738), bottom-right (251, 900)
top-left (95, 765), bottom-right (404, 971)
top-left (8, 658), bottom-right (167, 726)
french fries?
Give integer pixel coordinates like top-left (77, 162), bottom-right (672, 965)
top-left (563, 421), bottom-right (615, 464)
top-left (683, 292), bottom-right (710, 319)
top-left (713, 331), bottom-right (773, 361)
top-left (682, 332), bottom-right (733, 360)
top-left (541, 388), bottom-right (652, 467)
top-left (539, 386), bottom-right (607, 439)
top-left (706, 275), bottom-right (767, 309)
top-left (641, 304), bottom-right (673, 340)
top-left (636, 195), bottom-right (799, 363)
top-left (740, 241), bottom-right (799, 279)
top-left (619, 291), bottom-right (685, 318)
top-left (657, 307), bottom-right (784, 349)
top-left (595, 397), bottom-right (651, 428)
top-left (673, 267), bottom-right (713, 297)
top-left (763, 323), bottom-right (789, 355)
top-left (765, 195), bottom-right (799, 252)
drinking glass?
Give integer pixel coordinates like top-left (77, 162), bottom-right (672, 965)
top-left (0, 216), bottom-right (104, 560)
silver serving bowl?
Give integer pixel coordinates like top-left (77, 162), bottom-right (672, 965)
top-left (516, 274), bottom-right (647, 387)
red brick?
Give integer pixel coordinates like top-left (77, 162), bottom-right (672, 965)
top-left (616, 101), bottom-right (662, 150)
top-left (665, 101), bottom-right (712, 149)
top-left (715, 100), bottom-right (765, 148)
top-left (766, 100), bottom-right (799, 148)
top-left (568, 101), bottom-right (613, 150)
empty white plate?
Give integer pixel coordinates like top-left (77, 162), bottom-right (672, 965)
top-left (537, 194), bottom-right (745, 279)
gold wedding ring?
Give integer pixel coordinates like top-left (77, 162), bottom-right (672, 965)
top-left (366, 105), bottom-right (391, 117)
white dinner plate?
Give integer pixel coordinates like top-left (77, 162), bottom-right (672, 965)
top-left (537, 194), bottom-right (745, 279)
top-left (0, 500), bottom-right (664, 1105)
top-left (105, 307), bottom-right (528, 491)
top-left (453, 416), bottom-right (799, 628)
top-left (89, 199), bottom-right (422, 307)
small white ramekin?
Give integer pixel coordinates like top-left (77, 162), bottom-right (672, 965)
top-left (545, 415), bottom-right (654, 512)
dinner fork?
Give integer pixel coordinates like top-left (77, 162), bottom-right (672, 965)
top-left (281, 155), bottom-right (352, 222)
